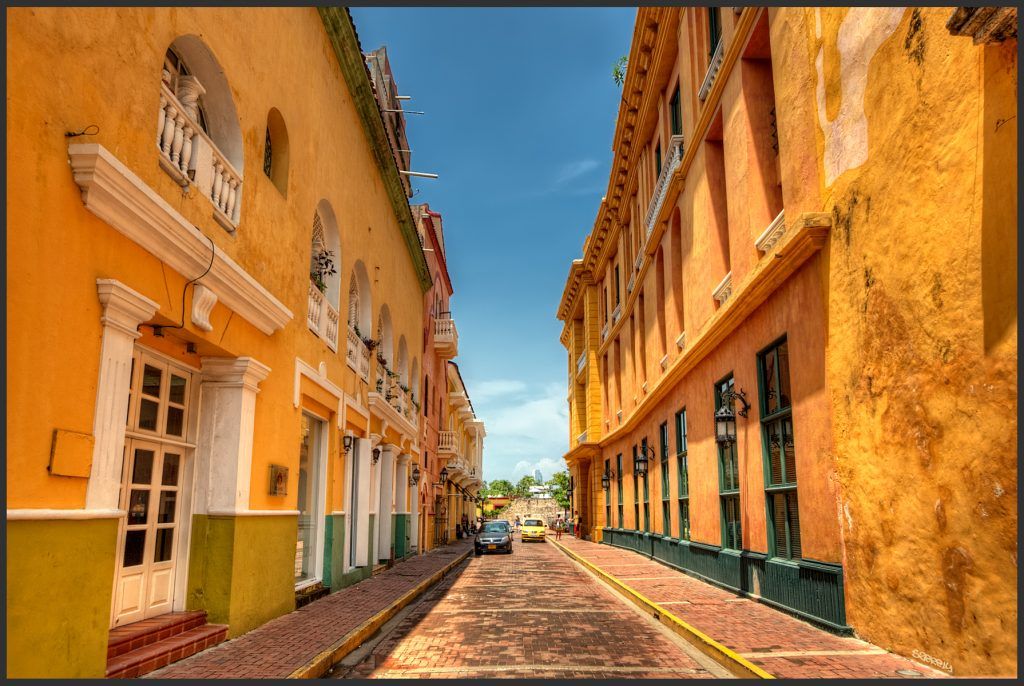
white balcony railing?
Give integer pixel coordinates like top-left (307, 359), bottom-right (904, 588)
top-left (611, 303), bottom-right (622, 325)
top-left (434, 317), bottom-right (458, 358)
top-left (438, 431), bottom-right (457, 454)
top-left (577, 431), bottom-right (588, 445)
top-left (307, 281), bottom-right (339, 350)
top-left (698, 39), bottom-right (726, 102)
top-left (157, 82), bottom-right (242, 228)
top-left (755, 210), bottom-right (786, 254)
top-left (346, 326), bottom-right (370, 382)
top-left (601, 322), bottom-right (609, 342)
top-left (645, 134), bottom-right (685, 237)
top-left (626, 272), bottom-right (636, 295)
top-left (576, 350), bottom-right (586, 374)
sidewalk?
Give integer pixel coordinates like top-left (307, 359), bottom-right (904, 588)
top-left (550, 536), bottom-right (948, 679)
top-left (149, 540), bottom-right (473, 679)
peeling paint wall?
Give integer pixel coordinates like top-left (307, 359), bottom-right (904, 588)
top-left (792, 7), bottom-right (1017, 676)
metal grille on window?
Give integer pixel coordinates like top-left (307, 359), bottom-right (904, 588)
top-left (264, 127), bottom-right (273, 178)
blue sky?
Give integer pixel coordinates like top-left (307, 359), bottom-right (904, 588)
top-left (351, 8), bottom-right (636, 483)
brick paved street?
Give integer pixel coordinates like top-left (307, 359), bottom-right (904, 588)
top-left (332, 534), bottom-right (729, 679)
top-left (148, 542), bottom-right (473, 679)
top-left (553, 536), bottom-right (950, 679)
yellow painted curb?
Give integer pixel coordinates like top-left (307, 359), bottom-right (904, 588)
top-left (288, 547), bottom-right (473, 679)
top-left (548, 538), bottom-right (775, 680)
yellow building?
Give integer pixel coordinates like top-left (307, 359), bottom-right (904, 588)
top-left (558, 6), bottom-right (1016, 677)
top-left (7, 7), bottom-right (441, 678)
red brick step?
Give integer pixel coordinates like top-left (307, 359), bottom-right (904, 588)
top-left (107, 611), bottom-right (208, 659)
top-left (106, 617), bottom-right (227, 679)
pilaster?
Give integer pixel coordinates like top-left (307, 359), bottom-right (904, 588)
top-left (86, 279), bottom-right (159, 511)
top-left (194, 357), bottom-right (271, 515)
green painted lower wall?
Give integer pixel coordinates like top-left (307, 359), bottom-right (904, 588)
top-left (331, 513), bottom-right (376, 589)
top-left (392, 514), bottom-right (411, 559)
top-left (187, 514), bottom-right (296, 638)
top-left (7, 517), bottom-right (118, 678)
top-left (601, 528), bottom-right (850, 632)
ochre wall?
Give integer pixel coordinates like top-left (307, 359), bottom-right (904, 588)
top-left (785, 8), bottom-right (1017, 676)
top-left (6, 6), bottom-right (428, 675)
top-left (6, 6), bottom-right (424, 514)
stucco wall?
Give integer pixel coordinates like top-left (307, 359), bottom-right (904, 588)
top-left (787, 7), bottom-right (1017, 676)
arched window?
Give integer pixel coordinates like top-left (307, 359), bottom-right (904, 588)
top-left (308, 202), bottom-right (342, 349)
top-left (377, 305), bottom-right (394, 368)
top-left (397, 337), bottom-right (409, 387)
top-left (158, 37), bottom-right (244, 229)
top-left (263, 108), bottom-right (289, 196)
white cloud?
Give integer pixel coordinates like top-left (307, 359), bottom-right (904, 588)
top-left (554, 158), bottom-right (598, 185)
top-left (468, 379), bottom-right (570, 482)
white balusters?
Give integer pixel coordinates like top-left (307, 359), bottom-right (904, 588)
top-left (156, 81), bottom-right (242, 227)
top-left (308, 281), bottom-right (324, 334)
top-left (323, 301), bottom-right (339, 352)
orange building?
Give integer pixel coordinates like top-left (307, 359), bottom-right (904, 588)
top-left (558, 7), bottom-right (1016, 677)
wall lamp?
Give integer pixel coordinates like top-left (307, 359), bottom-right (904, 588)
top-left (343, 434), bottom-right (355, 454)
top-left (633, 445), bottom-right (655, 477)
top-left (372, 447), bottom-right (381, 465)
top-left (409, 464), bottom-right (421, 486)
top-left (434, 466), bottom-right (448, 487)
top-left (715, 388), bottom-right (750, 447)
top-left (602, 469), bottom-right (615, 490)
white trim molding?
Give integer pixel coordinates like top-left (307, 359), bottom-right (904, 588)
top-left (68, 143), bottom-right (292, 336)
top-left (7, 508), bottom-right (125, 520)
top-left (755, 210), bottom-right (787, 254)
top-left (86, 279), bottom-right (160, 511)
top-left (712, 272), bottom-right (734, 306)
top-left (294, 357), bottom-right (345, 428)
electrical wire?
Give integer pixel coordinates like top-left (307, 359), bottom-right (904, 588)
top-left (156, 232), bottom-right (216, 335)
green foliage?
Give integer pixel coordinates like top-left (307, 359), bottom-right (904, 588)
top-left (612, 55), bottom-right (628, 87)
top-left (547, 470), bottom-right (571, 509)
top-left (484, 479), bottom-right (514, 498)
top-left (513, 475), bottom-right (537, 498)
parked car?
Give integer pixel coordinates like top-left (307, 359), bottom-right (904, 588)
top-left (521, 518), bottom-right (546, 542)
top-left (474, 520), bottom-right (513, 555)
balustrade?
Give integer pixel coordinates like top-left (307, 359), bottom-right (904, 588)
top-left (156, 81), bottom-right (242, 228)
top-left (645, 134), bottom-right (685, 237)
top-left (307, 280), bottom-right (339, 350)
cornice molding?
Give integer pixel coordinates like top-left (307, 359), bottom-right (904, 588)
top-left (599, 212), bottom-right (831, 447)
top-left (318, 7), bottom-right (432, 293)
top-left (68, 143), bottom-right (293, 336)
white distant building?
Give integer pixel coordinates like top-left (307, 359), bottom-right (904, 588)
top-left (534, 469), bottom-right (543, 482)
top-left (529, 484), bottom-right (552, 499)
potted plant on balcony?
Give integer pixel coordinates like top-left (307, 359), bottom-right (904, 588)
top-left (311, 249), bottom-right (337, 294)
top-left (375, 378), bottom-right (384, 393)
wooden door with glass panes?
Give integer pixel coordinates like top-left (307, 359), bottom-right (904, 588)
top-left (111, 352), bottom-right (192, 627)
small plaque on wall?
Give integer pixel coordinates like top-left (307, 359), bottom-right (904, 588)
top-left (269, 464), bottom-right (288, 496)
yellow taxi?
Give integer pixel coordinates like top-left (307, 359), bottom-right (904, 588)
top-left (521, 517), bottom-right (547, 542)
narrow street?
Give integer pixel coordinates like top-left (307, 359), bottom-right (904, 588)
top-left (329, 535), bottom-right (731, 679)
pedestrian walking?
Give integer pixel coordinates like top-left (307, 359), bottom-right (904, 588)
top-left (554, 516), bottom-right (564, 540)
top-left (573, 511), bottom-right (581, 538)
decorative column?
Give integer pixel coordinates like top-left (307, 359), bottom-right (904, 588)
top-left (86, 279), bottom-right (159, 511)
top-left (394, 454), bottom-right (410, 513)
top-left (351, 437), bottom-right (372, 568)
top-left (376, 444), bottom-right (397, 562)
top-left (193, 357), bottom-right (271, 515)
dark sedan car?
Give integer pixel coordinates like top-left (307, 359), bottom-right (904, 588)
top-left (474, 521), bottom-right (513, 555)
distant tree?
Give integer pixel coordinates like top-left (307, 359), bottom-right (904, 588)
top-left (612, 55), bottom-right (628, 86)
top-left (547, 470), bottom-right (571, 509)
top-left (486, 479), bottom-right (514, 497)
top-left (514, 475), bottom-right (537, 498)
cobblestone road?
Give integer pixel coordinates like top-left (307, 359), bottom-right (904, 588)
top-left (331, 535), bottom-right (729, 679)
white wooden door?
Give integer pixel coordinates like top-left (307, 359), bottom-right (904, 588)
top-left (112, 441), bottom-right (184, 626)
top-left (111, 351), bottom-right (193, 628)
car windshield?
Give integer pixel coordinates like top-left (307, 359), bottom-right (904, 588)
top-left (524, 519), bottom-right (543, 527)
top-left (481, 522), bottom-right (508, 533)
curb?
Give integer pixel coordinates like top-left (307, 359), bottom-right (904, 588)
top-left (548, 537), bottom-right (774, 680)
top-left (288, 546), bottom-right (473, 679)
